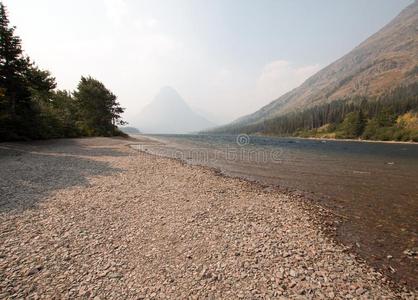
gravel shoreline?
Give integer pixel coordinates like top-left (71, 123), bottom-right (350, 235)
top-left (0, 137), bottom-right (415, 299)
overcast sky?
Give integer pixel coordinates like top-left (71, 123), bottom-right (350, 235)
top-left (3, 0), bottom-right (413, 124)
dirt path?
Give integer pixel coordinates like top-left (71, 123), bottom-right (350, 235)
top-left (0, 138), bottom-right (415, 299)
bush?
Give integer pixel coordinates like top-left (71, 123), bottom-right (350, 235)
top-left (337, 112), bottom-right (366, 139)
top-left (362, 118), bottom-right (379, 139)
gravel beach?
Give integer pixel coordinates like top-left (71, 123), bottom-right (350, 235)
top-left (0, 137), bottom-right (415, 299)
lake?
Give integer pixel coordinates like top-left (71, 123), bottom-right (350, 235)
top-left (131, 134), bottom-right (418, 287)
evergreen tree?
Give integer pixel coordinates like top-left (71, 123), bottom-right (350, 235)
top-left (0, 2), bottom-right (126, 141)
top-left (73, 76), bottom-right (125, 136)
top-left (0, 2), bottom-right (33, 139)
top-left (336, 111), bottom-right (365, 138)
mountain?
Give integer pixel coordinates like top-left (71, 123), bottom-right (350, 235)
top-left (133, 87), bottom-right (216, 134)
top-left (218, 1), bottom-right (418, 130)
top-left (119, 126), bottom-right (141, 134)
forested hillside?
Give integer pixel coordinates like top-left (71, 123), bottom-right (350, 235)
top-left (212, 83), bottom-right (418, 141)
top-left (0, 3), bottom-right (125, 141)
top-left (211, 1), bottom-right (418, 142)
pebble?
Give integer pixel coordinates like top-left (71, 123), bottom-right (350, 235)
top-left (0, 138), bottom-right (414, 299)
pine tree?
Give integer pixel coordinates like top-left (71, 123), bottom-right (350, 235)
top-left (0, 2), bottom-right (35, 139)
top-left (0, 2), bottom-right (29, 114)
top-left (0, 2), bottom-right (126, 141)
top-left (73, 76), bottom-right (125, 136)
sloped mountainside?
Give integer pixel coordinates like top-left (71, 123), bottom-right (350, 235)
top-left (133, 87), bottom-right (215, 134)
top-left (229, 1), bottom-right (418, 128)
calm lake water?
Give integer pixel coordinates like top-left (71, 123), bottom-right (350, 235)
top-left (132, 134), bottom-right (418, 286)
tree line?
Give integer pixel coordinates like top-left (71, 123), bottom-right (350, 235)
top-left (212, 83), bottom-right (418, 142)
top-left (0, 2), bottom-right (126, 142)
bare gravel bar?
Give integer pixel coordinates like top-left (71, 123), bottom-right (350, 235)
top-left (0, 137), bottom-right (416, 299)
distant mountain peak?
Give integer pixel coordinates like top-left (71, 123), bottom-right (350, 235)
top-left (133, 87), bottom-right (216, 134)
top-left (157, 86), bottom-right (181, 99)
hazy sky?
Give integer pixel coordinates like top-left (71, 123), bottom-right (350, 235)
top-left (4, 0), bottom-right (413, 124)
